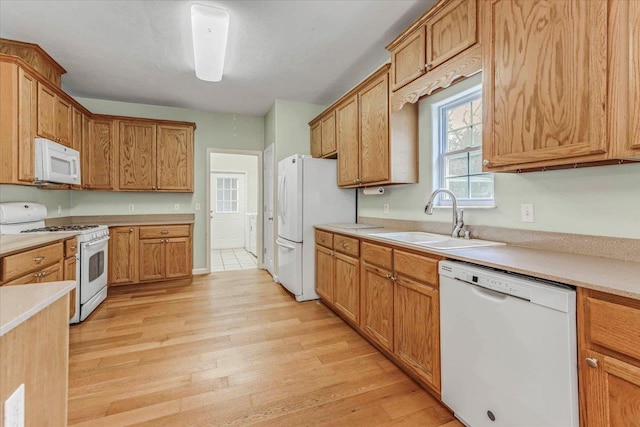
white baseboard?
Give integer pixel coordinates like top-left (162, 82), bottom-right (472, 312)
top-left (192, 268), bottom-right (209, 275)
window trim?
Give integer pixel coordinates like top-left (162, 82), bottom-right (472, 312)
top-left (215, 177), bottom-right (240, 214)
top-left (431, 84), bottom-right (495, 208)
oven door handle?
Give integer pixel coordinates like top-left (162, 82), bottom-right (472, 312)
top-left (83, 236), bottom-right (110, 247)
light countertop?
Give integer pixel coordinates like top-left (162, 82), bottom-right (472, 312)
top-left (0, 232), bottom-right (79, 257)
top-left (0, 280), bottom-right (75, 336)
top-left (46, 214), bottom-right (195, 227)
top-left (316, 224), bottom-right (640, 301)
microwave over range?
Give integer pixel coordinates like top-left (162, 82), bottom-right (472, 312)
top-left (34, 138), bottom-right (81, 185)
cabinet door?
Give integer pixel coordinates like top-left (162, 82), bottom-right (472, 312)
top-left (64, 256), bottom-right (77, 320)
top-left (156, 125), bottom-right (193, 192)
top-left (394, 275), bottom-right (440, 391)
top-left (334, 253), bottom-right (359, 324)
top-left (56, 97), bottom-right (73, 147)
top-left (336, 95), bottom-right (359, 187)
top-left (37, 82), bottom-right (57, 140)
top-left (109, 226), bottom-right (138, 285)
top-left (361, 263), bottom-right (394, 351)
top-left (83, 118), bottom-right (115, 189)
top-left (426, 0), bottom-right (477, 71)
top-left (118, 121), bottom-right (156, 190)
top-left (139, 239), bottom-right (164, 281)
top-left (390, 26), bottom-right (426, 91)
top-left (483, 0), bottom-right (607, 169)
top-left (630, 2), bottom-right (640, 154)
top-left (38, 261), bottom-right (63, 283)
top-left (310, 122), bottom-right (322, 158)
top-left (582, 351), bottom-right (640, 426)
top-left (320, 111), bottom-right (336, 156)
top-left (359, 73), bottom-right (389, 184)
top-left (315, 245), bottom-right (334, 302)
top-left (165, 237), bottom-right (191, 279)
top-left (17, 67), bottom-right (36, 182)
top-left (72, 107), bottom-right (83, 152)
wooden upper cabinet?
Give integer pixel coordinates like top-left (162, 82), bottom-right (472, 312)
top-left (482, 0), bottom-right (608, 171)
top-left (118, 121), bottom-right (156, 190)
top-left (156, 124), bottom-right (193, 192)
top-left (71, 107), bottom-right (82, 152)
top-left (17, 66), bottom-right (36, 183)
top-left (610, 0), bottom-right (640, 158)
top-left (390, 26), bottom-right (426, 91)
top-left (310, 122), bottom-right (322, 158)
top-left (55, 97), bottom-right (72, 147)
top-left (359, 72), bottom-right (390, 184)
top-left (320, 111), bottom-right (336, 156)
top-left (336, 95), bottom-right (359, 186)
top-left (425, 0), bottom-right (477, 71)
top-left (83, 117), bottom-right (115, 190)
top-left (37, 82), bottom-right (57, 141)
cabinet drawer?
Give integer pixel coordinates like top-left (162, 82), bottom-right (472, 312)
top-left (394, 250), bottom-right (439, 286)
top-left (315, 230), bottom-right (333, 249)
top-left (3, 271), bottom-right (41, 286)
top-left (587, 296), bottom-right (640, 362)
top-left (139, 225), bottom-right (190, 239)
top-left (334, 234), bottom-right (359, 257)
top-left (65, 238), bottom-right (78, 257)
top-left (1, 242), bottom-right (64, 282)
top-left (362, 241), bottom-right (393, 271)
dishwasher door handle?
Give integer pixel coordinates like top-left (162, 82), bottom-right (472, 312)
top-left (467, 281), bottom-right (508, 301)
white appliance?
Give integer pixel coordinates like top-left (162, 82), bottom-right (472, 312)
top-left (276, 154), bottom-right (355, 301)
top-left (0, 202), bottom-right (109, 323)
top-left (439, 261), bottom-right (578, 427)
top-left (34, 138), bottom-right (81, 185)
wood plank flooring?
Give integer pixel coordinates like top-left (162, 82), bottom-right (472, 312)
top-left (68, 269), bottom-right (462, 426)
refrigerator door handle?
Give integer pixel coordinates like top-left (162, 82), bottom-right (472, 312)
top-left (276, 239), bottom-right (295, 250)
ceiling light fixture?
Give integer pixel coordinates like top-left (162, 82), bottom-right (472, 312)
top-left (191, 4), bottom-right (230, 82)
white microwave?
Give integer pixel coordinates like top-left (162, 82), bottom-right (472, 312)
top-left (34, 138), bottom-right (81, 185)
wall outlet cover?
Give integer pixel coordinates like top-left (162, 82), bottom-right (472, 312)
top-left (195, 203), bottom-right (201, 211)
top-left (383, 204), bottom-right (389, 214)
top-left (128, 204), bottom-right (135, 212)
top-left (521, 203), bottom-right (535, 223)
top-left (174, 204), bottom-right (180, 211)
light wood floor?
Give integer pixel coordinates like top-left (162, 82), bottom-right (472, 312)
top-left (68, 269), bottom-right (462, 426)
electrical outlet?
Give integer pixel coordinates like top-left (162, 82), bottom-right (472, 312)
top-left (383, 203), bottom-right (389, 214)
top-left (195, 203), bottom-right (201, 211)
top-left (174, 203), bottom-right (180, 211)
top-left (521, 203), bottom-right (535, 223)
top-left (4, 383), bottom-right (25, 427)
top-left (57, 205), bottom-right (62, 215)
top-left (128, 204), bottom-right (135, 212)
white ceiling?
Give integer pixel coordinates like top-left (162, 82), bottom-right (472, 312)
top-left (0, 0), bottom-right (433, 116)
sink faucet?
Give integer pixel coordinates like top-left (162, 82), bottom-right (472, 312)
top-left (424, 188), bottom-right (467, 238)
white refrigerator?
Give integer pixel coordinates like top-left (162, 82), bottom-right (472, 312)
top-left (276, 154), bottom-right (356, 301)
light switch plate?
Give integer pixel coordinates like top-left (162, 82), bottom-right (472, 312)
top-left (195, 203), bottom-right (201, 211)
top-left (383, 204), bottom-right (389, 214)
top-left (4, 383), bottom-right (25, 427)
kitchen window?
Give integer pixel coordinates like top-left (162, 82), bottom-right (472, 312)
top-left (434, 87), bottom-right (494, 207)
top-left (216, 177), bottom-right (239, 213)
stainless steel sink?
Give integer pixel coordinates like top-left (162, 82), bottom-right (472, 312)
top-left (368, 231), bottom-right (504, 250)
top-left (368, 231), bottom-right (449, 243)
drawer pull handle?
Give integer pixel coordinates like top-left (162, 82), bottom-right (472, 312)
top-left (586, 358), bottom-right (598, 368)
top-left (161, 230), bottom-right (169, 234)
top-left (341, 242), bottom-right (348, 248)
top-left (33, 256), bottom-right (45, 263)
top-left (320, 237), bottom-right (326, 242)
top-left (69, 246), bottom-right (77, 250)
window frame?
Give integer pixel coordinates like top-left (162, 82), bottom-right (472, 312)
top-left (215, 177), bottom-right (240, 214)
top-left (432, 85), bottom-right (495, 208)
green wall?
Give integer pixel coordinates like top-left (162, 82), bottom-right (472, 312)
top-left (358, 73), bottom-right (640, 239)
top-left (72, 97), bottom-right (264, 270)
top-left (271, 100), bottom-right (326, 162)
top-left (0, 185), bottom-right (72, 217)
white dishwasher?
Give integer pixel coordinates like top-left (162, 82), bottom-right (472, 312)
top-left (439, 261), bottom-right (578, 427)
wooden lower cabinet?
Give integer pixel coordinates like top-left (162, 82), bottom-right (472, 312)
top-left (108, 224), bottom-right (192, 286)
top-left (315, 245), bottom-right (334, 301)
top-left (333, 252), bottom-right (359, 324)
top-left (63, 255), bottom-right (76, 319)
top-left (108, 226), bottom-right (138, 285)
top-left (360, 262), bottom-right (394, 351)
top-left (394, 274), bottom-right (440, 391)
top-left (579, 288), bottom-right (640, 426)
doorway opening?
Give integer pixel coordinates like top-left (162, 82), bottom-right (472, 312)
top-left (207, 150), bottom-right (262, 273)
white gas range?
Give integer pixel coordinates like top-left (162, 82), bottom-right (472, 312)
top-left (0, 202), bottom-right (109, 323)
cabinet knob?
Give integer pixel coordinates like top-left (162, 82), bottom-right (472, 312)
top-left (320, 237), bottom-right (325, 242)
top-left (161, 230), bottom-right (169, 234)
top-left (586, 358), bottom-right (598, 368)
top-left (482, 159), bottom-right (490, 166)
top-left (70, 245), bottom-right (77, 250)
top-left (417, 67), bottom-right (423, 73)
top-left (129, 228), bottom-right (134, 232)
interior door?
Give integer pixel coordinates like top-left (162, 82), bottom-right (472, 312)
top-left (210, 172), bottom-right (246, 249)
top-left (263, 144), bottom-right (275, 274)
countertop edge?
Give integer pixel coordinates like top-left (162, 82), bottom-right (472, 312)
top-left (315, 224), bottom-right (640, 301)
top-left (0, 280), bottom-right (75, 337)
top-left (0, 232), bottom-right (80, 257)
